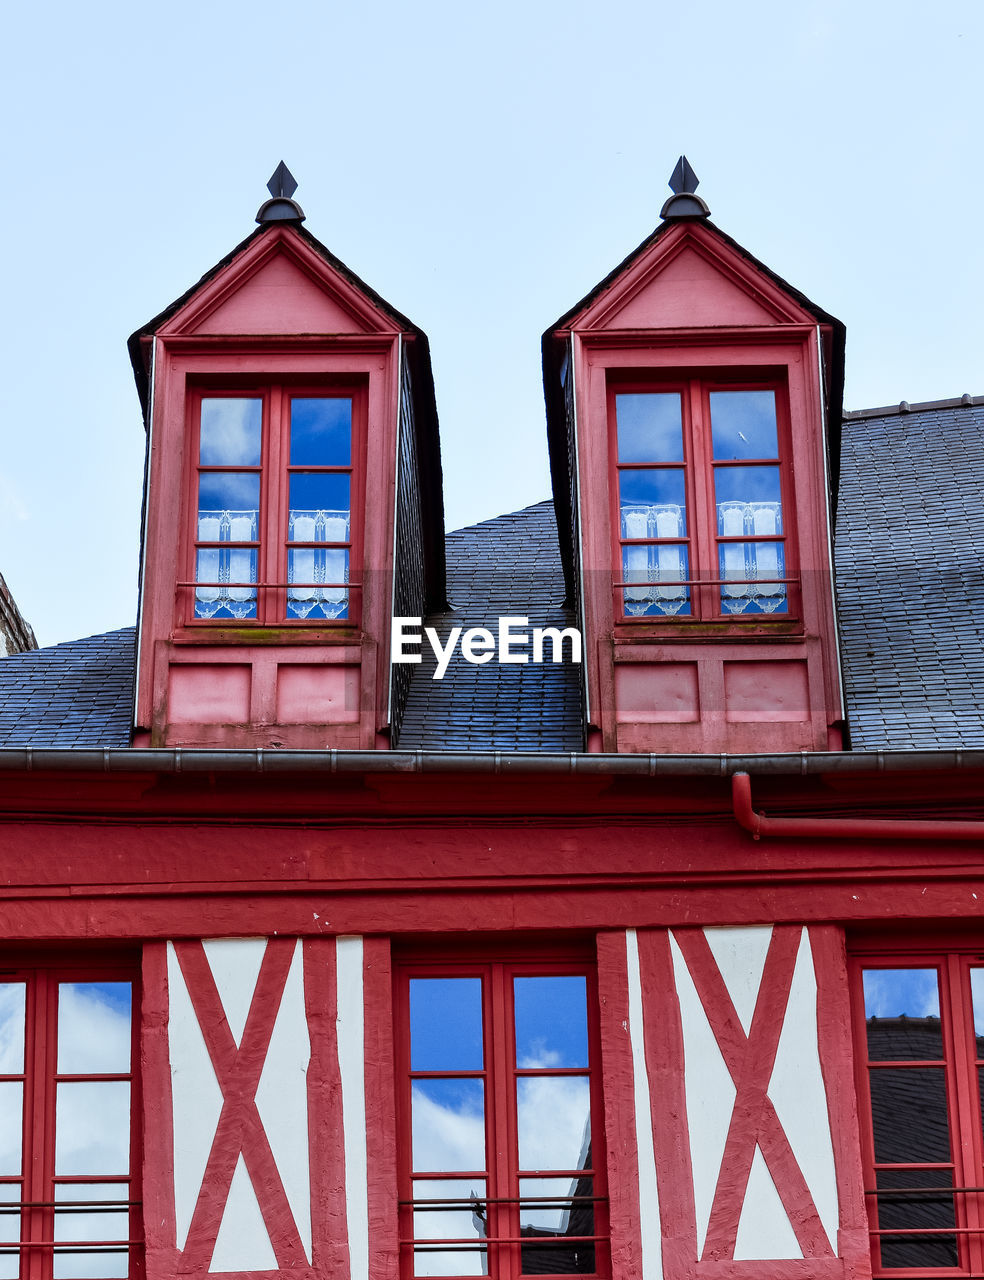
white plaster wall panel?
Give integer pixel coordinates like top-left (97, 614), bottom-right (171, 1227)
top-left (209, 1155), bottom-right (278, 1273)
top-left (734, 1147), bottom-right (803, 1261)
top-left (668, 933), bottom-right (737, 1257)
top-left (202, 938), bottom-right (268, 1047)
top-left (767, 928), bottom-right (839, 1251)
top-left (625, 930), bottom-right (664, 1280)
top-left (167, 942), bottom-right (224, 1251)
top-left (254, 940), bottom-right (312, 1261)
top-left (337, 936), bottom-right (369, 1280)
top-left (702, 926), bottom-right (773, 1036)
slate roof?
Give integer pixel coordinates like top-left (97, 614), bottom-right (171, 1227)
top-left (396, 502), bottom-right (584, 751)
top-left (0, 627), bottom-right (135, 747)
top-left (835, 398), bottom-right (984, 749)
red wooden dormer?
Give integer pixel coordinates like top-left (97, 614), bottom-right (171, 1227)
top-left (542, 159), bottom-right (846, 754)
top-left (129, 167), bottom-right (444, 748)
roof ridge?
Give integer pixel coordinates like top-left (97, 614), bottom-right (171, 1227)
top-left (843, 394), bottom-right (983, 420)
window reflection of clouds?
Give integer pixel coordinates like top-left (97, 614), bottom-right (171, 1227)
top-left (615, 394), bottom-right (684, 464)
top-left (55, 1082), bottom-right (130, 1177)
top-left (53, 1182), bottom-right (128, 1280)
top-left (200, 399), bottom-right (262, 467)
top-left (0, 986), bottom-right (24, 1074)
top-left (58, 983), bottom-right (131, 1074)
top-left (411, 1080), bottom-right (485, 1173)
top-left (710, 391), bottom-right (778, 460)
top-left (412, 1178), bottom-right (486, 1278)
top-left (863, 968), bottom-right (940, 1020)
top-left (0, 1082), bottom-right (21, 1175)
top-left (514, 976), bottom-right (587, 1069)
top-left (516, 1077), bottom-right (590, 1172)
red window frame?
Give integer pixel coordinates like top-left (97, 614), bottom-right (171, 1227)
top-left (0, 955), bottom-right (142, 1280)
top-left (394, 948), bottom-right (609, 1280)
top-left (849, 943), bottom-right (984, 1278)
top-left (608, 374), bottom-right (799, 623)
top-left (181, 382), bottom-right (367, 627)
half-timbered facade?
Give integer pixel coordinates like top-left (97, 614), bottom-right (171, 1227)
top-left (0, 163), bottom-right (982, 1280)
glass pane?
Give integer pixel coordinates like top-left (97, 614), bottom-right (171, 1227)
top-left (517, 1076), bottom-right (590, 1172)
top-left (514, 977), bottom-right (588, 1069)
top-left (622, 545), bottom-right (690, 617)
top-left (287, 548), bottom-right (349, 620)
top-left (412, 1080), bottom-right (485, 1174)
top-left (200, 398), bottom-right (262, 466)
top-left (971, 968), bottom-right (984, 1042)
top-left (718, 542), bottom-right (787, 615)
top-left (714, 464), bottom-right (782, 509)
top-left (58, 984), bottom-right (131, 1075)
top-left (0, 987), bottom-right (25, 1074)
top-left (864, 969), bottom-right (943, 1060)
top-left (519, 1176), bottom-right (594, 1275)
top-left (290, 398), bottom-right (352, 467)
top-left (53, 1182), bottom-right (129, 1280)
top-left (0, 1085), bottom-right (22, 1176)
top-left (615, 393), bottom-right (684, 463)
top-left (874, 1167), bottom-right (957, 1270)
top-left (869, 1068), bottom-right (950, 1163)
top-left (0, 1184), bottom-right (19, 1280)
top-left (710, 391), bottom-right (778, 460)
top-left (197, 472), bottom-right (260, 529)
top-left (411, 979), bottom-right (483, 1071)
top-left (412, 1178), bottom-right (486, 1278)
top-left (55, 1083), bottom-right (130, 1176)
top-left (195, 548), bottom-right (258, 620)
top-left (618, 470), bottom-right (687, 536)
top-left (288, 472), bottom-right (350, 525)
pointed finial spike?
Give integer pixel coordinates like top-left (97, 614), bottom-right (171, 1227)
top-left (669, 156), bottom-right (699, 196)
top-left (267, 161), bottom-right (298, 200)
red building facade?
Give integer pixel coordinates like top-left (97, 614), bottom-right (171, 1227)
top-left (0, 164), bottom-right (982, 1280)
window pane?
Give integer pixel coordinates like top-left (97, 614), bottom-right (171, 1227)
top-left (622, 545), bottom-right (690, 617)
top-left (195, 548), bottom-right (258, 620)
top-left (619, 470), bottom-right (687, 536)
top-left (970, 967), bottom-right (984, 1041)
top-left (288, 472), bottom-right (350, 524)
top-left (200, 398), bottom-right (262, 466)
top-left (57, 984), bottom-right (131, 1075)
top-left (0, 1185), bottom-right (19, 1280)
top-left (412, 1178), bottom-right (487, 1277)
top-left (287, 549), bottom-right (349, 620)
top-left (710, 391), bottom-right (778, 459)
top-left (0, 1085), bottom-right (22, 1176)
top-left (411, 979), bottom-right (483, 1072)
top-left (874, 1167), bottom-right (957, 1270)
top-left (290, 398), bottom-right (352, 467)
top-left (53, 1182), bottom-right (129, 1280)
top-left (55, 1083), bottom-right (130, 1176)
top-left (197, 472), bottom-right (260, 528)
top-left (869, 1068), bottom-right (950, 1163)
top-left (516, 1076), bottom-right (590, 1173)
top-left (412, 1080), bottom-right (485, 1174)
top-left (718, 542), bottom-right (787, 615)
top-left (615, 393), bottom-right (683, 463)
top-left (514, 977), bottom-right (588, 1069)
top-left (0, 986), bottom-right (25, 1074)
top-left (519, 1176), bottom-right (594, 1275)
top-left (714, 464), bottom-right (782, 510)
top-left (864, 969), bottom-right (942, 1060)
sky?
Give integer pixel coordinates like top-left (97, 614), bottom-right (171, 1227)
top-left (1, 0), bottom-right (981, 648)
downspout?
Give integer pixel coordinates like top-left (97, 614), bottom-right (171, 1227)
top-left (732, 771), bottom-right (984, 842)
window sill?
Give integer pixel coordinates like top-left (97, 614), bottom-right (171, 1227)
top-left (613, 618), bottom-right (805, 642)
top-left (171, 622), bottom-right (365, 645)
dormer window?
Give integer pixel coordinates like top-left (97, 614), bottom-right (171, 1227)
top-left (613, 379), bottom-right (791, 621)
top-left (190, 387), bottom-right (359, 626)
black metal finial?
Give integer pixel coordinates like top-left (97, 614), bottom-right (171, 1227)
top-left (256, 161), bottom-right (305, 224)
top-left (660, 155), bottom-right (710, 220)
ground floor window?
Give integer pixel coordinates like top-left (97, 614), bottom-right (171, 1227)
top-left (0, 958), bottom-right (140, 1280)
top-left (851, 944), bottom-right (984, 1275)
top-left (396, 951), bottom-right (607, 1280)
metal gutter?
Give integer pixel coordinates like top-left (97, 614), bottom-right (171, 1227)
top-left (732, 771), bottom-right (984, 841)
top-left (0, 748), bottom-right (983, 776)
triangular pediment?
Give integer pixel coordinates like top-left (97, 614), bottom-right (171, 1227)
top-left (158, 228), bottom-right (400, 339)
top-left (573, 223), bottom-right (816, 332)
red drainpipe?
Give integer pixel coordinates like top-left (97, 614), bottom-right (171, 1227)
top-left (732, 771), bottom-right (984, 842)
